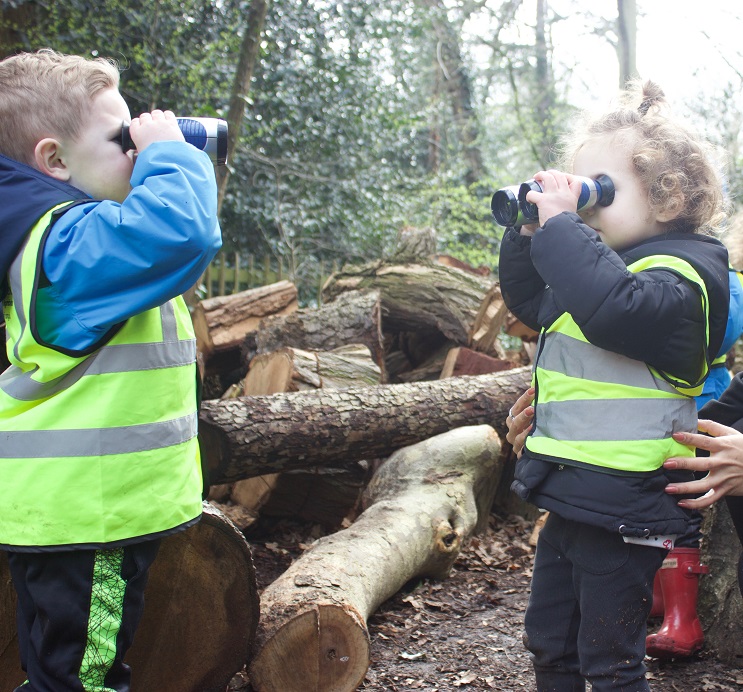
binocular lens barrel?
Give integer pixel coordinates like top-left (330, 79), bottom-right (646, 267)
top-left (491, 174), bottom-right (615, 227)
top-left (491, 186), bottom-right (523, 227)
top-left (119, 117), bottom-right (228, 165)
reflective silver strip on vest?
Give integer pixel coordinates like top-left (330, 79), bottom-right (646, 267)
top-left (538, 331), bottom-right (678, 394)
top-left (0, 338), bottom-right (196, 401)
top-left (0, 412), bottom-right (197, 458)
top-left (160, 301), bottom-right (179, 342)
top-left (532, 398), bottom-right (696, 441)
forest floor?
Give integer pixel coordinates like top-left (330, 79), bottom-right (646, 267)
top-left (225, 510), bottom-right (743, 692)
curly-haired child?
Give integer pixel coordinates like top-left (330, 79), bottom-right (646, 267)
top-left (498, 80), bottom-right (730, 691)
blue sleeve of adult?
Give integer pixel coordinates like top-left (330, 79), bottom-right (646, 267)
top-left (38, 141), bottom-right (222, 350)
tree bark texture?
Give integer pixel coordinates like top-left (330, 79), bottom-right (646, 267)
top-left (699, 501), bottom-right (743, 662)
top-left (193, 280), bottom-right (298, 368)
top-left (0, 503), bottom-right (259, 692)
top-left (321, 261), bottom-right (493, 344)
top-left (199, 365), bottom-right (531, 485)
top-left (255, 290), bottom-right (385, 378)
top-left (248, 424), bottom-right (503, 692)
top-left (244, 345), bottom-right (382, 395)
top-left (217, 0), bottom-right (269, 209)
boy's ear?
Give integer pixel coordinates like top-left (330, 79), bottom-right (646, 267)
top-left (33, 138), bottom-right (70, 182)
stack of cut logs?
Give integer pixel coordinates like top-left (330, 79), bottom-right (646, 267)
top-left (187, 234), bottom-right (538, 692)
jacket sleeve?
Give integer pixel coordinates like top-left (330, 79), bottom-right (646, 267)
top-left (497, 226), bottom-right (546, 332)
top-left (530, 212), bottom-right (706, 386)
top-left (37, 141), bottom-right (222, 351)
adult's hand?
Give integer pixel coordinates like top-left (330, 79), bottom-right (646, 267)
top-left (505, 387), bottom-right (535, 456)
top-left (664, 419), bottom-right (743, 509)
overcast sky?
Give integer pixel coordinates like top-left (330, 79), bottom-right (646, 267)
top-left (547, 0), bottom-right (743, 109)
top-left (474, 0), bottom-right (743, 116)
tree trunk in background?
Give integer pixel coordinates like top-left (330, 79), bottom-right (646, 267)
top-left (248, 425), bottom-right (503, 692)
top-left (418, 0), bottom-right (486, 186)
top-left (616, 0), bottom-right (638, 87)
top-left (217, 0), bottom-right (269, 210)
top-left (199, 365), bottom-right (531, 485)
top-left (534, 0), bottom-right (556, 167)
top-left (699, 501), bottom-right (743, 662)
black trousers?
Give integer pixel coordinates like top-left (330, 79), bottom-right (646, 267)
top-left (7, 539), bottom-right (160, 692)
top-left (525, 513), bottom-right (666, 692)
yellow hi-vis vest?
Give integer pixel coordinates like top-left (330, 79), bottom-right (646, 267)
top-left (525, 254), bottom-right (710, 473)
top-left (0, 203), bottom-right (203, 548)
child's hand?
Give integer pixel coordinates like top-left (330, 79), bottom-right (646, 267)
top-left (128, 110), bottom-right (185, 154)
top-left (525, 169), bottom-right (583, 227)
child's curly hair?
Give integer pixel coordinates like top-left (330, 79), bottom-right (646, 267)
top-left (558, 80), bottom-right (728, 234)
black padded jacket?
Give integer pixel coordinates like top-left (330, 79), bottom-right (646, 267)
top-left (499, 212), bottom-right (730, 536)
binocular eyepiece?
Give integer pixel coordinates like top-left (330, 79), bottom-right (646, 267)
top-left (491, 174), bottom-right (615, 227)
top-left (118, 117), bottom-right (228, 166)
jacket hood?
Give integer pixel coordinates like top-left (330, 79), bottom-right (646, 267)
top-left (0, 153), bottom-right (89, 297)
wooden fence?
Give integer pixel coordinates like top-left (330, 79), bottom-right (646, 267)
top-left (202, 251), bottom-right (283, 297)
top-left (202, 251), bottom-right (338, 302)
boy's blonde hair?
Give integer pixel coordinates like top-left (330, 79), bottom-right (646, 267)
top-left (559, 80), bottom-right (727, 234)
top-left (0, 49), bottom-right (120, 166)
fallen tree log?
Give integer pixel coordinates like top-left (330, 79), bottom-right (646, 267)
top-left (248, 424), bottom-right (503, 692)
top-left (254, 290), bottom-right (385, 378)
top-left (321, 260), bottom-right (493, 344)
top-left (0, 503), bottom-right (259, 692)
top-left (193, 280), bottom-right (298, 375)
top-left (200, 365), bottom-right (531, 485)
top-left (228, 345), bottom-right (382, 528)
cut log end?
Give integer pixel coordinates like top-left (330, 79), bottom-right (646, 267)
top-left (250, 604), bottom-right (370, 692)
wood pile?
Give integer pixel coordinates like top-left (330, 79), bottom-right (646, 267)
top-left (186, 230), bottom-right (538, 690)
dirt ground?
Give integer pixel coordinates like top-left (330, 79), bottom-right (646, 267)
top-left (225, 511), bottom-right (743, 692)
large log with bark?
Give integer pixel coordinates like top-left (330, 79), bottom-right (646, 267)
top-left (227, 344), bottom-right (382, 528)
top-left (0, 503), bottom-right (259, 692)
top-left (199, 365), bottom-right (531, 485)
top-left (193, 280), bottom-right (298, 376)
top-left (248, 424), bottom-right (503, 692)
top-left (321, 260), bottom-right (493, 343)
top-left (255, 290), bottom-right (385, 378)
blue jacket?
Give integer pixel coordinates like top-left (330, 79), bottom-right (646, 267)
top-left (696, 268), bottom-right (743, 408)
top-left (0, 142), bottom-right (221, 352)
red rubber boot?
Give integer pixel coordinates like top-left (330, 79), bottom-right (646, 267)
top-left (648, 570), bottom-right (664, 619)
top-left (645, 548), bottom-right (709, 658)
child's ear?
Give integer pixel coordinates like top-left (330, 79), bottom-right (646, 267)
top-left (656, 195), bottom-right (684, 223)
top-left (33, 138), bottom-right (70, 182)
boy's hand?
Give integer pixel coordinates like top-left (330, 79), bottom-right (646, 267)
top-left (128, 110), bottom-right (185, 154)
top-left (525, 169), bottom-right (583, 227)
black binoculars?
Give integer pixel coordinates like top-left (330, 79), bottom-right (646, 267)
top-left (118, 117), bottom-right (228, 166)
top-left (491, 174), bottom-right (615, 226)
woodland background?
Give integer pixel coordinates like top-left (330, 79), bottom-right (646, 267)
top-left (5, 3), bottom-right (743, 690)
top-left (3, 0), bottom-right (743, 305)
